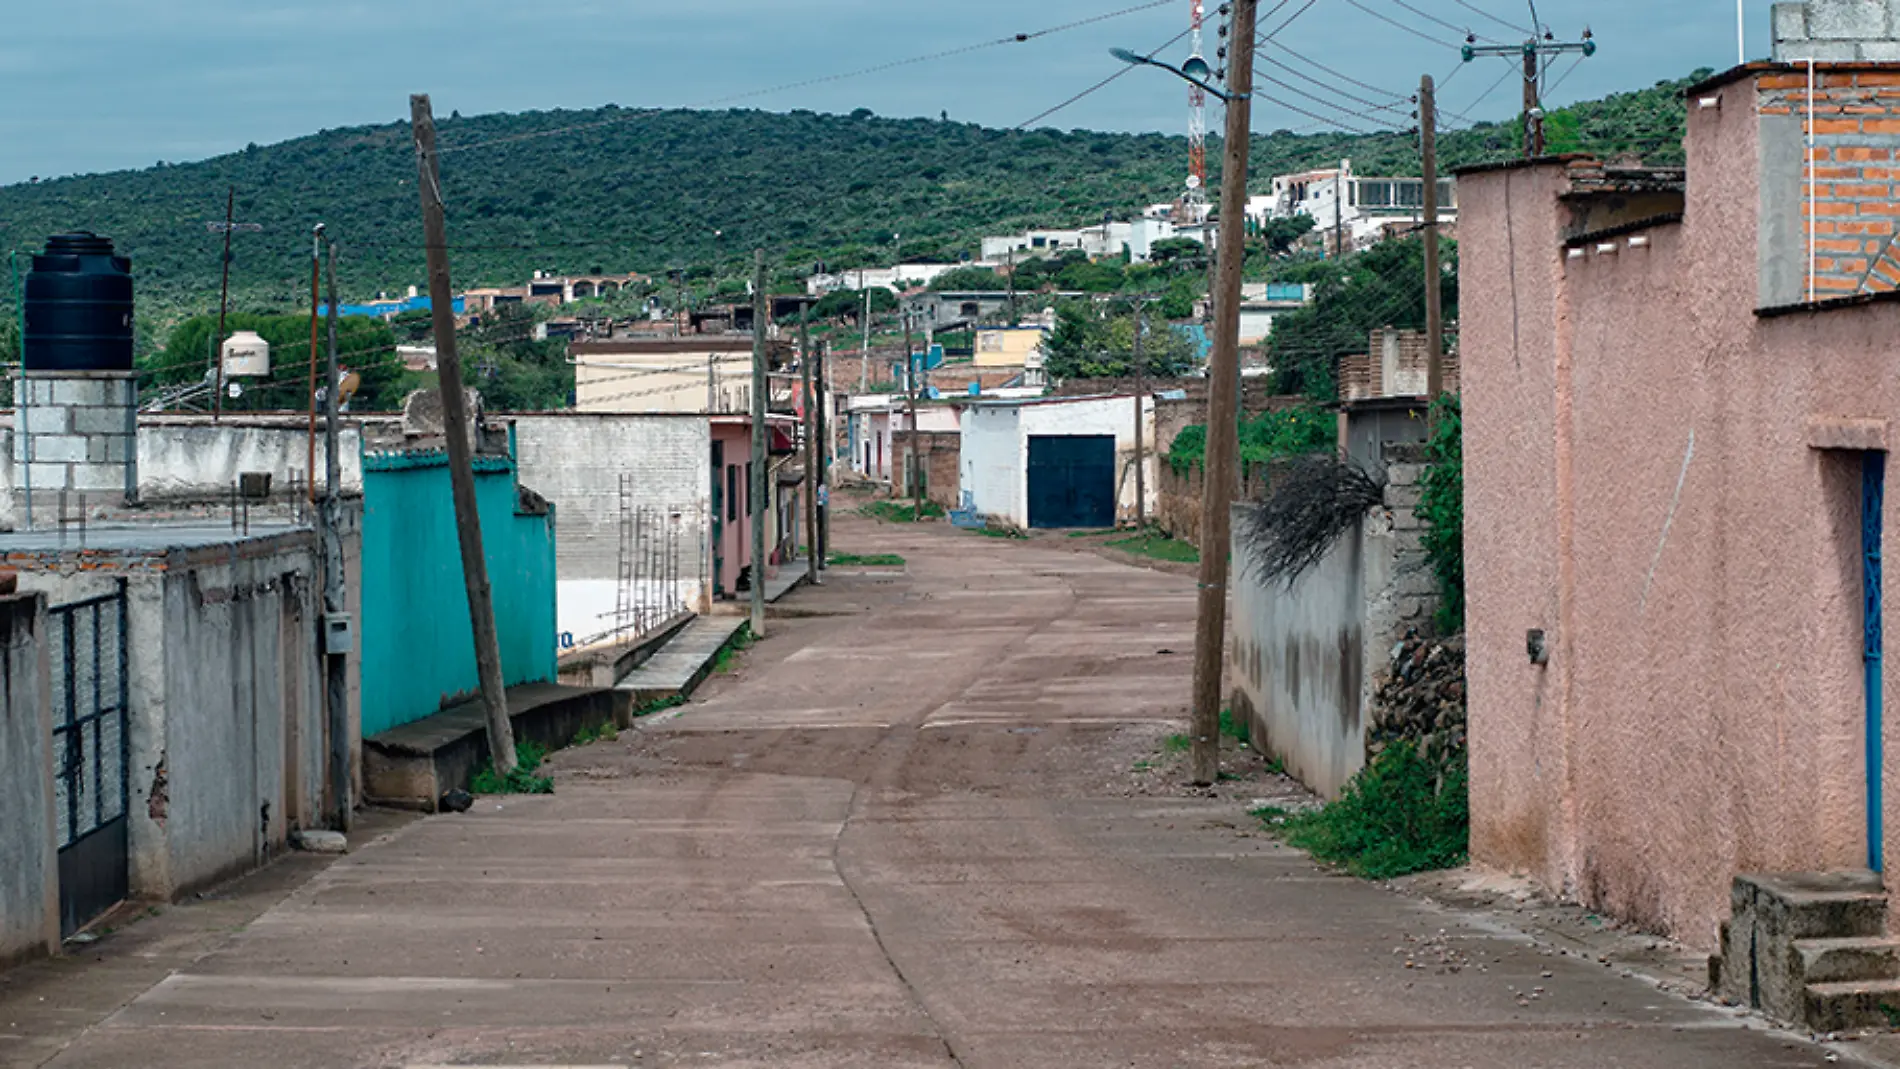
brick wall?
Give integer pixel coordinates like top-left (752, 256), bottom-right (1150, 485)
top-left (891, 430), bottom-right (962, 509)
top-left (1763, 69), bottom-right (1900, 298)
top-left (1338, 328), bottom-right (1461, 402)
top-left (1155, 461), bottom-right (1270, 546)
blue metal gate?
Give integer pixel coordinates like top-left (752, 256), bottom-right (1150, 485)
top-left (51, 583), bottom-right (131, 937)
top-left (1026, 435), bottom-right (1116, 530)
top-left (1867, 451), bottom-right (1885, 873)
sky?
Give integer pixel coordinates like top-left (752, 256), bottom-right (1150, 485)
top-left (0, 0), bottom-right (1765, 186)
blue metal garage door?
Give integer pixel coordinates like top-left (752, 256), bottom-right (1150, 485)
top-left (1027, 435), bottom-right (1116, 529)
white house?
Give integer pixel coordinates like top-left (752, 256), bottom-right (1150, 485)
top-left (1253, 160), bottom-right (1457, 254)
top-left (959, 395), bottom-right (1157, 530)
top-left (805, 263), bottom-right (974, 296)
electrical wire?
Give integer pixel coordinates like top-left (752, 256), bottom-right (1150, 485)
top-left (1255, 37), bottom-right (1414, 107)
top-left (1544, 55), bottom-right (1587, 99)
top-left (441, 1), bottom-right (1177, 155)
top-left (1451, 0), bottom-right (1532, 35)
top-left (1252, 65), bottom-right (1411, 128)
top-left (1339, 0), bottom-right (1464, 49)
top-left (1262, 0), bottom-right (1324, 41)
top-left (1382, 0), bottom-right (1498, 43)
top-left (1015, 26), bottom-right (1193, 129)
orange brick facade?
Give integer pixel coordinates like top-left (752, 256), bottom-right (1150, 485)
top-left (1767, 70), bottom-right (1900, 296)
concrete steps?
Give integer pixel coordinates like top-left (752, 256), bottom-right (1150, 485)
top-left (615, 615), bottom-right (747, 707)
top-left (1712, 870), bottom-right (1900, 1031)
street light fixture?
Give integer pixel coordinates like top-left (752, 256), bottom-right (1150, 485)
top-left (1109, 47), bottom-right (1248, 103)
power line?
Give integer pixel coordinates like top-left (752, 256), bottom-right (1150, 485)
top-left (1263, 0), bottom-right (1325, 40)
top-left (1339, 0), bottom-right (1464, 49)
top-left (1252, 65), bottom-right (1412, 127)
top-left (1382, 0), bottom-right (1498, 43)
top-left (1256, 37), bottom-right (1413, 106)
top-left (1016, 26), bottom-right (1194, 129)
top-left (1450, 0), bottom-right (1532, 35)
top-left (441, 1), bottom-right (1177, 155)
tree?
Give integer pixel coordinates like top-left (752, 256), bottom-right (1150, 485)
top-left (1041, 301), bottom-right (1198, 381)
top-left (927, 266), bottom-right (1006, 291)
top-left (1265, 235), bottom-right (1458, 401)
top-left (461, 304), bottom-right (574, 411)
top-left (1147, 237), bottom-right (1207, 267)
top-left (1258, 214), bottom-right (1317, 255)
top-left (151, 313), bottom-right (405, 411)
top-left (813, 287), bottom-right (896, 322)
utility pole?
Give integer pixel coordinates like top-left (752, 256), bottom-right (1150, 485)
top-left (749, 250), bottom-right (768, 640)
top-left (322, 233), bottom-right (350, 831)
top-left (1129, 294), bottom-right (1155, 529)
top-left (1421, 74), bottom-right (1445, 406)
top-left (307, 228), bottom-right (322, 503)
top-left (214, 187), bottom-right (234, 423)
top-left (1462, 33), bottom-right (1596, 159)
top-left (1188, 0), bottom-right (1258, 788)
top-left (858, 267), bottom-right (872, 394)
top-left (1006, 246), bottom-right (1018, 325)
top-left (410, 93), bottom-right (519, 776)
top-left (816, 340), bottom-right (831, 568)
top-left (903, 312), bottom-right (923, 521)
top-left (1334, 161), bottom-right (1345, 259)
top-left (800, 298), bottom-right (820, 586)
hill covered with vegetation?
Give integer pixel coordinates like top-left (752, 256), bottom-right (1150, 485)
top-left (0, 69), bottom-right (1701, 343)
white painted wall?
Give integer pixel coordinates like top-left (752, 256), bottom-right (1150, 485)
top-left (510, 414), bottom-right (712, 644)
top-left (959, 405), bottom-right (1023, 522)
top-left (958, 397), bottom-right (1158, 528)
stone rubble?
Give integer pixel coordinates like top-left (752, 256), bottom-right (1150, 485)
top-left (1366, 631), bottom-right (1468, 771)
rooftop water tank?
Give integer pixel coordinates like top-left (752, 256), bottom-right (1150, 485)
top-left (23, 233), bottom-right (134, 373)
top-left (221, 330), bottom-right (270, 378)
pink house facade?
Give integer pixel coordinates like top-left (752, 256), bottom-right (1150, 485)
top-left (1460, 63), bottom-right (1900, 950)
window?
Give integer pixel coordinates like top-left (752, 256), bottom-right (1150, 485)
top-left (727, 465), bottom-right (738, 522)
top-left (746, 463), bottom-right (754, 517)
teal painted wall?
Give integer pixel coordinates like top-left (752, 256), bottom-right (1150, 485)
top-left (359, 449), bottom-right (559, 738)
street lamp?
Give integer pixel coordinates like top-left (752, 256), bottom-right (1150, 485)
top-left (1109, 47), bottom-right (1249, 103)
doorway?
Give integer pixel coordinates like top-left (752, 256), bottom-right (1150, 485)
top-left (1865, 451), bottom-right (1885, 871)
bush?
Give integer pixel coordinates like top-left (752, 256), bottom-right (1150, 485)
top-left (1260, 740), bottom-right (1468, 880)
top-left (1419, 395), bottom-right (1464, 632)
top-left (861, 499), bottom-right (945, 522)
top-left (470, 741), bottom-right (554, 795)
top-left (1166, 405), bottom-right (1334, 475)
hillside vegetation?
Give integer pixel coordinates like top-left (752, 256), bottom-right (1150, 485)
top-left (0, 71), bottom-right (1699, 337)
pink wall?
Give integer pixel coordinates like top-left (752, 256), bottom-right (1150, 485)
top-left (1462, 69), bottom-right (1900, 949)
top-left (711, 422), bottom-right (755, 597)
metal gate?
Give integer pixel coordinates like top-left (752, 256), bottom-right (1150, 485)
top-left (1027, 435), bottom-right (1117, 529)
top-left (51, 584), bottom-right (130, 937)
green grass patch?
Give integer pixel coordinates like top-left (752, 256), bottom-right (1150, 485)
top-left (633, 695), bottom-right (685, 718)
top-left (1163, 733), bottom-right (1192, 754)
top-left (1219, 707), bottom-right (1248, 743)
top-left (828, 552), bottom-right (906, 567)
top-left (471, 741), bottom-right (554, 795)
top-left (861, 499), bottom-right (946, 523)
top-left (972, 525), bottom-right (1027, 539)
top-left (1066, 528), bottom-right (1117, 538)
top-left (1254, 741), bottom-right (1468, 880)
top-left (1107, 530), bottom-right (1200, 564)
top-left (710, 624), bottom-right (757, 676)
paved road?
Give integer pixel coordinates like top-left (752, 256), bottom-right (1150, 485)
top-left (12, 513), bottom-right (1870, 1067)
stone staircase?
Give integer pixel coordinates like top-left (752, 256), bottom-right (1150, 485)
top-left (1711, 871), bottom-right (1900, 1031)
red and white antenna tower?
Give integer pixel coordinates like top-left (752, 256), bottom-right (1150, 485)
top-left (1185, 0), bottom-right (1209, 222)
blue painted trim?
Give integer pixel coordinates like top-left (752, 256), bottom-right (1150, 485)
top-left (1867, 451), bottom-right (1886, 872)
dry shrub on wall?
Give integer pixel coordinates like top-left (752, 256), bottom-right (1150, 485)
top-left (1237, 454), bottom-right (1386, 586)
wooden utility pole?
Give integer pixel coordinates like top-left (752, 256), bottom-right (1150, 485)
top-left (859, 268), bottom-right (872, 394)
top-left (1129, 293), bottom-right (1158, 530)
top-left (801, 299), bottom-right (820, 585)
top-left (1188, 0), bottom-right (1258, 787)
top-left (749, 250), bottom-right (768, 639)
top-left (214, 187), bottom-right (234, 422)
top-left (322, 235), bottom-right (350, 830)
top-left (816, 340), bottom-right (831, 567)
top-left (410, 94), bottom-right (518, 776)
top-left (307, 228), bottom-right (322, 503)
top-left (1333, 161), bottom-right (1345, 259)
top-left (1421, 74), bottom-right (1445, 406)
top-left (1523, 50), bottom-right (1543, 158)
top-left (903, 312), bottom-right (923, 521)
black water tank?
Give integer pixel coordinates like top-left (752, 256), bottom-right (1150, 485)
top-left (23, 232), bottom-right (134, 372)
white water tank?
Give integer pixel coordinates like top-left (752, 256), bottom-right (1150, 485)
top-left (222, 330), bottom-right (270, 378)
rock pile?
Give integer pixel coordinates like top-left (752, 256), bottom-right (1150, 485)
top-left (1367, 632), bottom-right (1467, 771)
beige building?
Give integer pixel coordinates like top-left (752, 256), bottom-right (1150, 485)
top-left (973, 326), bottom-right (1048, 369)
top-left (572, 339), bottom-right (760, 414)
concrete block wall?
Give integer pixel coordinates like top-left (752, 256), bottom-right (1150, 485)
top-left (1759, 69), bottom-right (1900, 301)
top-left (14, 373), bottom-right (137, 506)
top-left (0, 593), bottom-right (57, 966)
top-left (1774, 1), bottom-right (1900, 60)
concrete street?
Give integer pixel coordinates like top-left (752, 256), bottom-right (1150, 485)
top-left (3, 511), bottom-right (1874, 1067)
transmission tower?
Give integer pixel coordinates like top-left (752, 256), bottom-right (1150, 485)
top-left (1185, 0), bottom-right (1210, 222)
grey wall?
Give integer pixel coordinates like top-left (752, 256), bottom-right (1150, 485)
top-left (13, 533), bottom-right (327, 900)
top-left (0, 593), bottom-right (56, 965)
top-left (1229, 447), bottom-right (1440, 800)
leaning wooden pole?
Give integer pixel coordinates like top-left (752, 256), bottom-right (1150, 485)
top-left (410, 93), bottom-right (518, 776)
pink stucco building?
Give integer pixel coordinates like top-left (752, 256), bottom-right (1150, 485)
top-left (1460, 62), bottom-right (1900, 950)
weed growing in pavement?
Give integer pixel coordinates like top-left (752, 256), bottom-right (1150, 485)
top-left (1066, 528), bottom-right (1117, 538)
top-left (1132, 759), bottom-right (1154, 772)
top-left (1263, 755), bottom-right (1287, 776)
top-left (828, 552), bottom-right (906, 567)
top-left (1254, 740), bottom-right (1467, 880)
top-left (1163, 734), bottom-right (1192, 754)
top-left (972, 525), bottom-right (1027, 539)
top-left (1219, 707), bottom-right (1248, 743)
top-left (633, 696), bottom-right (685, 719)
top-left (572, 725), bottom-right (599, 746)
top-left (861, 500), bottom-right (945, 523)
top-left (711, 624), bottom-right (756, 675)
top-left (1106, 529), bottom-right (1201, 564)
top-left (471, 741), bottom-right (555, 796)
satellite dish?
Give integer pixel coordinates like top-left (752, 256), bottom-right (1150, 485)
top-left (1182, 52), bottom-right (1211, 81)
top-left (1185, 176), bottom-right (1203, 190)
